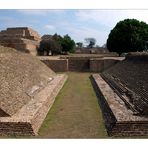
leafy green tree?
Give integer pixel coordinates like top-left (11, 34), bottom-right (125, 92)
top-left (39, 34), bottom-right (75, 55)
top-left (60, 34), bottom-right (75, 53)
top-left (107, 19), bottom-right (148, 55)
top-left (39, 38), bottom-right (61, 56)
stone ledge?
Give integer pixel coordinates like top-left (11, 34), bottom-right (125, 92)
top-left (0, 74), bottom-right (68, 136)
top-left (92, 74), bottom-right (148, 137)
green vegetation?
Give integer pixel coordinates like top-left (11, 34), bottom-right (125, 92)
top-left (59, 34), bottom-right (75, 53)
top-left (38, 33), bottom-right (75, 55)
top-left (39, 38), bottom-right (61, 55)
top-left (38, 72), bottom-right (107, 138)
top-left (107, 19), bottom-right (148, 55)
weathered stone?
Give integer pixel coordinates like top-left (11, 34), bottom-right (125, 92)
top-left (0, 46), bottom-right (67, 136)
top-left (92, 74), bottom-right (148, 137)
top-left (38, 55), bottom-right (123, 72)
top-left (0, 27), bottom-right (41, 56)
top-left (102, 53), bottom-right (148, 115)
top-left (91, 53), bottom-right (148, 137)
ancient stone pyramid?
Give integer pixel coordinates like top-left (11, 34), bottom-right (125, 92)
top-left (0, 46), bottom-right (67, 136)
top-left (0, 27), bottom-right (41, 56)
top-left (0, 46), bottom-right (55, 116)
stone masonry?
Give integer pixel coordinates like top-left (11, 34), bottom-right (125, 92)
top-left (38, 55), bottom-right (123, 72)
top-left (92, 74), bottom-right (148, 137)
top-left (0, 46), bottom-right (67, 136)
top-left (0, 27), bottom-right (41, 56)
top-left (92, 53), bottom-right (148, 137)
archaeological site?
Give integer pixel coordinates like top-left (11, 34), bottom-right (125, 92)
top-left (0, 45), bottom-right (67, 136)
top-left (0, 27), bottom-right (41, 56)
top-left (0, 27), bottom-right (148, 138)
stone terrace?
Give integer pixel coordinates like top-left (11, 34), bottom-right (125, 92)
top-left (92, 52), bottom-right (148, 137)
top-left (102, 53), bottom-right (148, 115)
top-left (92, 74), bottom-right (148, 137)
top-left (0, 27), bottom-right (41, 56)
top-left (0, 46), bottom-right (67, 136)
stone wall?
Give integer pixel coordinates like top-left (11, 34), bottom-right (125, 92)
top-left (102, 54), bottom-right (148, 115)
top-left (90, 59), bottom-right (104, 72)
top-left (0, 74), bottom-right (67, 136)
top-left (75, 47), bottom-right (109, 54)
top-left (68, 58), bottom-right (89, 72)
top-left (92, 74), bottom-right (148, 137)
top-left (39, 56), bottom-right (122, 72)
top-left (0, 50), bottom-right (55, 116)
top-left (90, 58), bottom-right (124, 72)
top-left (0, 27), bottom-right (41, 56)
top-left (41, 59), bottom-right (68, 72)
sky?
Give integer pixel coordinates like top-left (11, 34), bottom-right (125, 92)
top-left (0, 9), bottom-right (148, 46)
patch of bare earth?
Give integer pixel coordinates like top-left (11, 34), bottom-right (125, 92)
top-left (38, 72), bottom-right (107, 138)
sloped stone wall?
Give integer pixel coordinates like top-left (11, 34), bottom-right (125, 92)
top-left (92, 74), bottom-right (148, 137)
top-left (40, 59), bottom-right (68, 72)
top-left (0, 74), bottom-right (67, 136)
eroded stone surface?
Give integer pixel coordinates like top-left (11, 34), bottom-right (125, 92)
top-left (92, 74), bottom-right (148, 137)
top-left (0, 46), bottom-right (67, 136)
top-left (0, 47), bottom-right (55, 116)
top-left (0, 27), bottom-right (41, 55)
top-left (0, 74), bottom-right (67, 136)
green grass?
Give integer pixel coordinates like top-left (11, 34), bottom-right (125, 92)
top-left (38, 72), bottom-right (107, 138)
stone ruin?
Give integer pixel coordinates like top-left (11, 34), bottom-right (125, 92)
top-left (0, 45), bottom-right (67, 136)
top-left (0, 27), bottom-right (41, 56)
top-left (75, 47), bottom-right (110, 54)
top-left (92, 52), bottom-right (148, 137)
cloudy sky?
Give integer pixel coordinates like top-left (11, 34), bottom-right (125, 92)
top-left (0, 9), bottom-right (148, 46)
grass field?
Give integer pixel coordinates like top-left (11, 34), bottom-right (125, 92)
top-left (38, 72), bottom-right (107, 138)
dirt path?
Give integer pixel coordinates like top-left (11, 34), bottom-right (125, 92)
top-left (38, 72), bottom-right (107, 138)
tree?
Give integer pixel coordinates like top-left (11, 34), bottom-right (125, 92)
top-left (85, 38), bottom-right (96, 48)
top-left (52, 33), bottom-right (62, 41)
top-left (60, 34), bottom-right (75, 53)
top-left (39, 38), bottom-right (61, 56)
top-left (76, 42), bottom-right (83, 48)
top-left (107, 19), bottom-right (148, 55)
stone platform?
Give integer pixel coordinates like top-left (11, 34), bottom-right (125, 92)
top-left (0, 74), bottom-right (67, 136)
top-left (0, 27), bottom-right (41, 56)
top-left (0, 46), bottom-right (67, 136)
top-left (92, 74), bottom-right (148, 137)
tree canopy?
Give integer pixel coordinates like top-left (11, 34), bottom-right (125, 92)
top-left (39, 38), bottom-right (61, 56)
top-left (59, 34), bottom-right (75, 53)
top-left (85, 38), bottom-right (96, 48)
top-left (107, 19), bottom-right (148, 55)
top-left (38, 34), bottom-right (75, 55)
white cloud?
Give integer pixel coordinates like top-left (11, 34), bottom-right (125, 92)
top-left (44, 25), bottom-right (56, 30)
top-left (65, 26), bottom-right (108, 46)
top-left (76, 10), bottom-right (148, 29)
top-left (17, 9), bottom-right (65, 15)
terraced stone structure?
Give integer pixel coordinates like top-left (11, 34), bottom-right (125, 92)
top-left (0, 27), bottom-right (41, 56)
top-left (0, 46), bottom-right (67, 136)
top-left (92, 52), bottom-right (148, 137)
